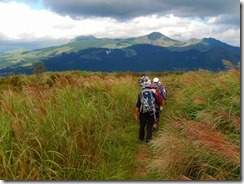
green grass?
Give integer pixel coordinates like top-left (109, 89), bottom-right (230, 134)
top-left (149, 69), bottom-right (240, 180)
top-left (0, 69), bottom-right (240, 180)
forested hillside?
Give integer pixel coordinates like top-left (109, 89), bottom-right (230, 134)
top-left (0, 67), bottom-right (240, 180)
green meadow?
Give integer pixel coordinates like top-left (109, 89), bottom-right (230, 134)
top-left (0, 67), bottom-right (240, 180)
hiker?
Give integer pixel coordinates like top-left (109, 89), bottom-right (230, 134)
top-left (134, 80), bottom-right (160, 143)
top-left (137, 75), bottom-right (149, 87)
top-left (150, 79), bottom-right (163, 131)
top-left (153, 77), bottom-right (167, 102)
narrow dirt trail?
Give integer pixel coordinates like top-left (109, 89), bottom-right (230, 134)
top-left (132, 143), bottom-right (153, 180)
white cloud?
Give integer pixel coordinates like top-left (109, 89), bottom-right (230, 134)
top-left (0, 1), bottom-right (240, 48)
top-left (0, 2), bottom-right (75, 40)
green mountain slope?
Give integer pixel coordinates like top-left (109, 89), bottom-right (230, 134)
top-left (0, 32), bottom-right (240, 75)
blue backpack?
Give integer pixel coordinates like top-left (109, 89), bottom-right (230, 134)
top-left (140, 89), bottom-right (155, 114)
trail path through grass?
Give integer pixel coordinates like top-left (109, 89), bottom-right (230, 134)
top-left (133, 143), bottom-right (153, 180)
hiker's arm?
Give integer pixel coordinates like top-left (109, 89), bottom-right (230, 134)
top-left (134, 94), bottom-right (140, 121)
top-left (134, 107), bottom-right (139, 121)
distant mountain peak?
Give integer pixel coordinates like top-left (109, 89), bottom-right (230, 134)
top-left (201, 37), bottom-right (230, 46)
top-left (74, 35), bottom-right (97, 41)
top-left (147, 32), bottom-right (164, 40)
top-left (201, 37), bottom-right (217, 42)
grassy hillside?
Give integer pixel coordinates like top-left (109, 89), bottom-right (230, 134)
top-left (0, 32), bottom-right (239, 74)
top-left (0, 69), bottom-right (240, 180)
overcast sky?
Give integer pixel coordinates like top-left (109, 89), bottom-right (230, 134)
top-left (0, 0), bottom-right (241, 53)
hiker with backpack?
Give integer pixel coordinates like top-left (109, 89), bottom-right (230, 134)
top-left (150, 78), bottom-right (163, 131)
top-left (153, 77), bottom-right (167, 101)
top-left (134, 79), bottom-right (160, 143)
top-left (137, 75), bottom-right (149, 87)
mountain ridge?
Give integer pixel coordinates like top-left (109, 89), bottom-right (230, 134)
top-left (0, 32), bottom-right (240, 76)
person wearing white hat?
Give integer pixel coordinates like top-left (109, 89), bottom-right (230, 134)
top-left (151, 77), bottom-right (167, 130)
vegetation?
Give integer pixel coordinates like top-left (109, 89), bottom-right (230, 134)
top-left (0, 68), bottom-right (240, 180)
top-left (150, 68), bottom-right (240, 180)
top-left (0, 32), bottom-right (240, 76)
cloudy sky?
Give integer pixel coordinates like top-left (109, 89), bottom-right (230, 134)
top-left (0, 0), bottom-right (241, 53)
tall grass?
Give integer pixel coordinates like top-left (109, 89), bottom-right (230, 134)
top-left (149, 69), bottom-right (240, 180)
top-left (0, 72), bottom-right (139, 180)
top-left (0, 69), bottom-right (240, 180)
